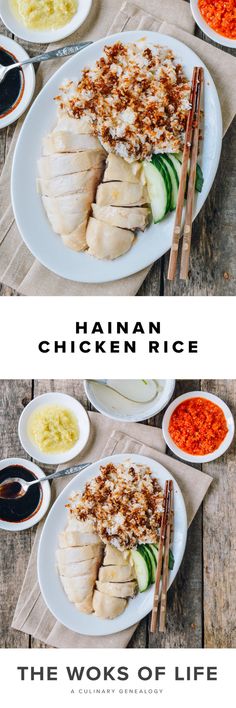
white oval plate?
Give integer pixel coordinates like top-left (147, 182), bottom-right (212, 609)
top-left (38, 453), bottom-right (187, 636)
top-left (190, 0), bottom-right (236, 49)
top-left (162, 391), bottom-right (235, 463)
top-left (0, 35), bottom-right (35, 129)
top-left (84, 379), bottom-right (176, 423)
top-left (0, 457), bottom-right (51, 531)
top-left (0, 0), bottom-right (92, 44)
top-left (11, 30), bottom-right (222, 284)
top-left (18, 392), bottom-right (90, 465)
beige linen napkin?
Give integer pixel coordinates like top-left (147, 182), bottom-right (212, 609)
top-left (1, 0), bottom-right (235, 295)
top-left (12, 412), bottom-right (212, 648)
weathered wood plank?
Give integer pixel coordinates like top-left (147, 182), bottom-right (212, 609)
top-left (0, 379), bottom-right (33, 647)
top-left (202, 379), bottom-right (236, 648)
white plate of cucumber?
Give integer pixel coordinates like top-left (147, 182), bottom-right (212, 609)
top-left (12, 31), bottom-right (222, 283)
top-left (38, 453), bottom-right (187, 635)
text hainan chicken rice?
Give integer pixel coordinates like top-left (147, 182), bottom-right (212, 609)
top-left (56, 41), bottom-right (191, 162)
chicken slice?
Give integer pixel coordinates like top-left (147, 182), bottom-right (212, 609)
top-left (61, 221), bottom-right (88, 252)
top-left (103, 545), bottom-right (130, 567)
top-left (96, 182), bottom-right (149, 207)
top-left (103, 154), bottom-right (142, 183)
top-left (75, 592), bottom-right (94, 614)
top-left (86, 218), bottom-right (134, 260)
top-left (93, 590), bottom-right (127, 619)
top-left (37, 167), bottom-right (104, 197)
top-left (43, 131), bottom-right (104, 155)
top-left (42, 193), bottom-right (92, 235)
top-left (56, 544), bottom-right (103, 565)
top-left (92, 203), bottom-right (150, 231)
top-left (61, 574), bottom-right (96, 603)
top-left (96, 581), bottom-right (137, 598)
top-left (38, 150), bottom-right (105, 179)
top-left (58, 531), bottom-right (102, 548)
top-left (58, 557), bottom-right (100, 578)
top-left (55, 113), bottom-right (93, 134)
top-left (66, 517), bottom-right (96, 533)
top-left (98, 565), bottom-right (136, 583)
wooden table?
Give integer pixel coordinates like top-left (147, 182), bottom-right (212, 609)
top-left (0, 1), bottom-right (236, 296)
top-left (0, 378), bottom-right (235, 648)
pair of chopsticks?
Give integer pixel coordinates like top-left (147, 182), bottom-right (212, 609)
top-left (167, 66), bottom-right (204, 281)
top-left (150, 479), bottom-right (173, 633)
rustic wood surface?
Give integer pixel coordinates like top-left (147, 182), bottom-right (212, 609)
top-left (0, 378), bottom-right (235, 649)
top-left (0, 1), bottom-right (235, 296)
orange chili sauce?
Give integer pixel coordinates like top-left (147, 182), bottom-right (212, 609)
top-left (168, 397), bottom-right (228, 455)
top-left (198, 0), bottom-right (236, 40)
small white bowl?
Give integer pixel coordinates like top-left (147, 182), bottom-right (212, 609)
top-left (0, 457), bottom-right (51, 531)
top-left (162, 391), bottom-right (235, 463)
top-left (190, 0), bottom-right (236, 49)
top-left (84, 379), bottom-right (175, 423)
top-left (18, 392), bottom-right (90, 465)
top-left (0, 0), bottom-right (92, 44)
top-left (0, 35), bottom-right (35, 129)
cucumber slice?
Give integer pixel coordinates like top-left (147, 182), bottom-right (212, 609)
top-left (149, 544), bottom-right (159, 564)
top-left (131, 546), bottom-right (151, 592)
top-left (167, 154), bottom-right (182, 183)
top-left (173, 153), bottom-right (204, 193)
top-left (152, 155), bottom-right (172, 214)
top-left (143, 160), bottom-right (168, 223)
top-left (168, 549), bottom-right (175, 570)
top-left (144, 545), bottom-right (156, 583)
top-left (195, 163), bottom-right (204, 193)
top-left (160, 155), bottom-right (179, 210)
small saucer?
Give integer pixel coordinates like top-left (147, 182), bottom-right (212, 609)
top-left (0, 457), bottom-right (51, 532)
top-left (0, 35), bottom-right (35, 129)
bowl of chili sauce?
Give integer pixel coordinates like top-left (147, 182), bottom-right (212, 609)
top-left (162, 391), bottom-right (235, 463)
top-left (190, 0), bottom-right (236, 48)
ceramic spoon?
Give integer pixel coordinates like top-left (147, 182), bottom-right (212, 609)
top-left (0, 462), bottom-right (91, 500)
top-left (90, 379), bottom-right (159, 403)
top-left (0, 42), bottom-right (92, 84)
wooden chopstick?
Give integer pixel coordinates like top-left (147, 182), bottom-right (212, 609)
top-left (150, 480), bottom-right (168, 633)
top-left (167, 67), bottom-right (200, 281)
top-left (180, 67), bottom-right (204, 280)
top-left (159, 480), bottom-right (173, 632)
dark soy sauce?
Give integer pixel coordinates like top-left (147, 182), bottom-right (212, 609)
top-left (0, 47), bottom-right (24, 118)
top-left (0, 465), bottom-right (42, 523)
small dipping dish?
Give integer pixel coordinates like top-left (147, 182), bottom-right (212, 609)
top-left (18, 392), bottom-right (90, 465)
top-left (0, 457), bottom-right (50, 531)
top-left (0, 35), bottom-right (35, 129)
top-left (84, 379), bottom-right (175, 422)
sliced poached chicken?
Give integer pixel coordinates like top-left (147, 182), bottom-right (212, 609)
top-left (92, 203), bottom-right (149, 231)
top-left (86, 217), bottom-right (134, 259)
top-left (93, 590), bottom-right (127, 619)
top-left (96, 181), bottom-right (148, 207)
